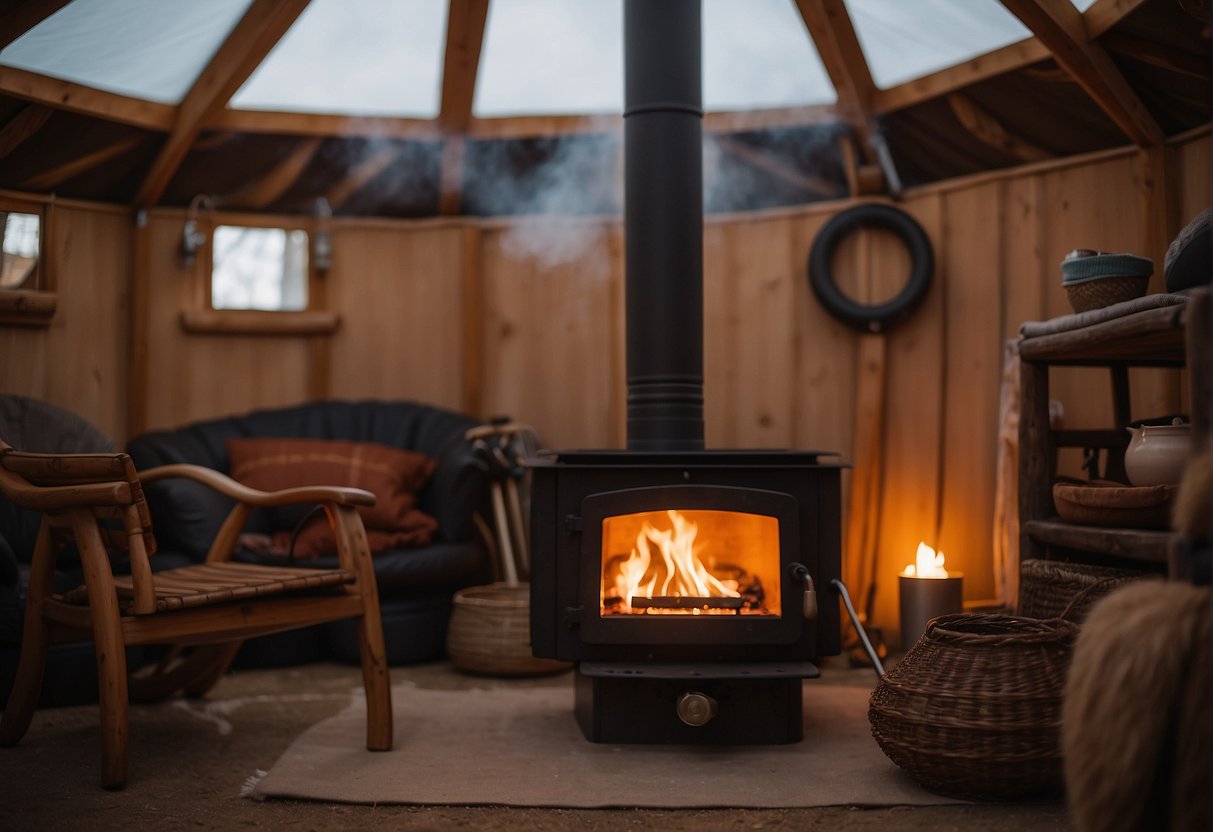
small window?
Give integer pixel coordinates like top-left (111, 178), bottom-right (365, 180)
top-left (0, 198), bottom-right (55, 327)
top-left (1, 211), bottom-right (41, 290)
top-left (211, 225), bottom-right (309, 312)
top-left (179, 213), bottom-right (338, 337)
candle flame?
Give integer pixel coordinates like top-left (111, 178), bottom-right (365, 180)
top-left (902, 540), bottom-right (949, 578)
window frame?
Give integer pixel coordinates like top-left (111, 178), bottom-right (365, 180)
top-left (180, 211), bottom-right (338, 336)
top-left (0, 195), bottom-right (55, 327)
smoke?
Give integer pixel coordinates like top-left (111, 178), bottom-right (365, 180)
top-left (473, 121), bottom-right (621, 274)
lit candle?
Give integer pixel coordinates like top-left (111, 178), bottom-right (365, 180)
top-left (898, 541), bottom-right (964, 649)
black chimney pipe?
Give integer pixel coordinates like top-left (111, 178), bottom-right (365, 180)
top-left (624, 0), bottom-right (704, 451)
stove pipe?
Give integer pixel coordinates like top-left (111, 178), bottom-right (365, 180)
top-left (624, 0), bottom-right (704, 451)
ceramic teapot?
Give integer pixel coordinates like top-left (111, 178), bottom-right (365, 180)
top-left (1124, 418), bottom-right (1192, 486)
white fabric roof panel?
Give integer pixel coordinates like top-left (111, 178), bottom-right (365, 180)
top-left (0, 0), bottom-right (254, 104)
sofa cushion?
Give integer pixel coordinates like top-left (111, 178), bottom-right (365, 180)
top-left (227, 437), bottom-right (439, 555)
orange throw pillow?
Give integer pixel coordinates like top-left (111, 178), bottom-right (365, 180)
top-left (227, 437), bottom-right (439, 558)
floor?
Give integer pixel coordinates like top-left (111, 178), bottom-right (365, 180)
top-left (0, 656), bottom-right (1072, 831)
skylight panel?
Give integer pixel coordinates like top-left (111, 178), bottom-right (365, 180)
top-left (1071, 0), bottom-right (1099, 11)
top-left (704, 0), bottom-right (835, 110)
top-left (844, 0), bottom-right (1032, 90)
top-left (0, 0), bottom-right (254, 104)
top-left (231, 0), bottom-right (448, 117)
top-left (474, 0), bottom-right (623, 117)
top-left (475, 0), bottom-right (834, 118)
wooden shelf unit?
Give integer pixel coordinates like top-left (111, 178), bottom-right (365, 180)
top-left (1018, 290), bottom-right (1209, 577)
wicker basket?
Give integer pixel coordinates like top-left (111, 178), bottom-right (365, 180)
top-left (869, 613), bottom-right (1078, 801)
top-left (446, 582), bottom-right (571, 677)
top-left (1018, 559), bottom-right (1150, 622)
top-left (1063, 275), bottom-right (1148, 312)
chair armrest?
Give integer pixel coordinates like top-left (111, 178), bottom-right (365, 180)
top-left (138, 464), bottom-right (376, 509)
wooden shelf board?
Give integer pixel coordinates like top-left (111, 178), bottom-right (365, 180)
top-left (1022, 518), bottom-right (1171, 563)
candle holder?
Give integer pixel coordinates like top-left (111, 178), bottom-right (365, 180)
top-left (898, 573), bottom-right (963, 650)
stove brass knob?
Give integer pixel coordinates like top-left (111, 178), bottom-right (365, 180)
top-left (676, 691), bottom-right (718, 727)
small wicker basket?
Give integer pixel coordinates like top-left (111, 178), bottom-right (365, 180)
top-left (869, 613), bottom-right (1078, 801)
top-left (446, 582), bottom-right (571, 677)
top-left (1064, 275), bottom-right (1149, 312)
top-left (1018, 558), bottom-right (1150, 622)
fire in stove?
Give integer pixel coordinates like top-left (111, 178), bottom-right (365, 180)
top-left (600, 509), bottom-right (780, 616)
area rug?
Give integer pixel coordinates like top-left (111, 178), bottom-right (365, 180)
top-left (250, 680), bottom-right (962, 808)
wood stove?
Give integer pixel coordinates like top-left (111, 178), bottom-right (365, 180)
top-left (528, 0), bottom-right (844, 745)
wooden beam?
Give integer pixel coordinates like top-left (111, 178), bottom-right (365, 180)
top-left (1083, 0), bottom-right (1152, 39)
top-left (133, 0), bottom-right (311, 208)
top-left (206, 109), bottom-right (442, 140)
top-left (946, 93), bottom-right (1054, 162)
top-left (714, 135), bottom-right (844, 197)
top-left (220, 137), bottom-right (323, 210)
top-left (873, 38), bottom-right (1052, 114)
top-left (0, 66), bottom-right (174, 131)
top-left (793, 0), bottom-right (879, 160)
top-left (438, 0), bottom-right (489, 132)
top-left (20, 134), bottom-right (147, 190)
top-left (325, 144), bottom-right (403, 210)
top-left (0, 103), bottom-right (52, 159)
top-left (1102, 32), bottom-right (1212, 80)
top-left (0, 0), bottom-right (71, 50)
top-left (998, 0), bottom-right (1164, 146)
top-left (437, 0), bottom-right (490, 217)
top-left (438, 136), bottom-right (466, 216)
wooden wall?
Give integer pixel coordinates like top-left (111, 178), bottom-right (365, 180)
top-left (2, 130), bottom-right (1207, 638)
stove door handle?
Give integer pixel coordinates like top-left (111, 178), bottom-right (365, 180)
top-left (790, 564), bottom-right (818, 620)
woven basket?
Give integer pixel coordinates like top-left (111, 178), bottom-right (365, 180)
top-left (1018, 559), bottom-right (1150, 622)
top-left (1064, 275), bottom-right (1148, 312)
top-left (869, 613), bottom-right (1078, 801)
top-left (446, 582), bottom-right (571, 677)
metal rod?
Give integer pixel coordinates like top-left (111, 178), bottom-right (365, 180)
top-left (831, 578), bottom-right (886, 678)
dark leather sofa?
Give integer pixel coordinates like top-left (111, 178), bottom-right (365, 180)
top-left (125, 399), bottom-right (493, 666)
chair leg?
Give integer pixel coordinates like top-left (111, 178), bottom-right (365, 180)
top-left (0, 524), bottom-right (56, 747)
top-left (357, 611), bottom-right (393, 751)
top-left (72, 512), bottom-right (130, 789)
top-left (329, 504), bottom-right (393, 751)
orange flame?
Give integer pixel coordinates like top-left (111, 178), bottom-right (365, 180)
top-left (611, 510), bottom-right (740, 613)
top-left (901, 540), bottom-right (949, 578)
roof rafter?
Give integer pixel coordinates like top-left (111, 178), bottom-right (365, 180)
top-left (20, 133), bottom-right (147, 190)
top-left (133, 0), bottom-right (312, 208)
top-left (792, 0), bottom-right (878, 162)
top-left (0, 0), bottom-right (71, 51)
top-left (998, 0), bottom-right (1163, 146)
top-left (220, 136), bottom-right (324, 210)
top-left (437, 0), bottom-right (490, 215)
top-left (1083, 0), bottom-right (1152, 39)
top-left (0, 102), bottom-right (52, 159)
top-left (325, 145), bottom-right (403, 210)
top-left (0, 66), bottom-right (174, 131)
top-left (946, 93), bottom-right (1053, 162)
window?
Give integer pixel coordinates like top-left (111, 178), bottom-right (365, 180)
top-left (0, 197), bottom-right (54, 326)
top-left (180, 213), bottom-right (337, 336)
top-left (211, 225), bottom-right (309, 312)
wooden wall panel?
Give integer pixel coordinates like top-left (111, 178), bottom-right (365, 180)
top-left (326, 224), bottom-right (466, 410)
top-left (867, 195), bottom-right (946, 636)
top-left (0, 205), bottom-right (130, 443)
top-left (937, 183), bottom-right (1004, 605)
top-left (141, 214), bottom-right (312, 432)
top-left (704, 216), bottom-right (799, 448)
top-left (478, 219), bottom-right (623, 450)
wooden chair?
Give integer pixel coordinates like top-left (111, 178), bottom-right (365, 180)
top-left (0, 440), bottom-right (392, 789)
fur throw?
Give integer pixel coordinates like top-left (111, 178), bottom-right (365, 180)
top-left (1063, 580), bottom-right (1211, 832)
